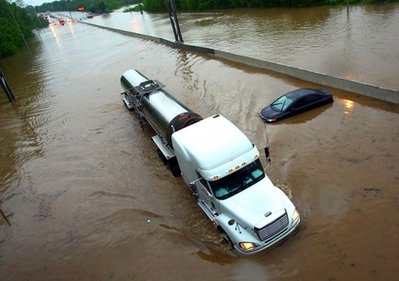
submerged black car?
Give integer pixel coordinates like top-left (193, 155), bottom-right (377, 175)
top-left (260, 88), bottom-right (333, 123)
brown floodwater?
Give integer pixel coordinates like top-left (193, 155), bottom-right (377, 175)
top-left (83, 3), bottom-right (399, 90)
top-left (0, 5), bottom-right (398, 281)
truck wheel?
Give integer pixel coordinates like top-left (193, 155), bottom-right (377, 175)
top-left (218, 228), bottom-right (234, 249)
top-left (168, 158), bottom-right (181, 177)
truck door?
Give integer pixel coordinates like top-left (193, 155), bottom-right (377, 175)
top-left (195, 172), bottom-right (219, 216)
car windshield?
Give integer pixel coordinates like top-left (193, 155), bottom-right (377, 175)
top-left (209, 159), bottom-right (265, 200)
top-left (271, 95), bottom-right (294, 112)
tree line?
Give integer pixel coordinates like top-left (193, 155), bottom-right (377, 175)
top-left (28, 0), bottom-right (397, 14)
top-left (0, 0), bottom-right (48, 58)
top-left (143, 0), bottom-right (394, 11)
top-left (31, 0), bottom-right (142, 13)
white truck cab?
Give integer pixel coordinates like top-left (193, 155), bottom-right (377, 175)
top-left (172, 114), bottom-right (300, 254)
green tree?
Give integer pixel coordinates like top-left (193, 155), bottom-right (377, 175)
top-left (143, 0), bottom-right (166, 11)
top-left (97, 0), bottom-right (106, 12)
top-left (0, 0), bottom-right (48, 58)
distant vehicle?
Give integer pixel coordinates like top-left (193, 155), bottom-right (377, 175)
top-left (260, 88), bottom-right (333, 123)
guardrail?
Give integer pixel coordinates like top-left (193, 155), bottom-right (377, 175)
top-left (81, 21), bottom-right (399, 104)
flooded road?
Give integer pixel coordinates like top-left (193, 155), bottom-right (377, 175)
top-left (84, 3), bottom-right (399, 90)
top-left (1, 6), bottom-right (399, 281)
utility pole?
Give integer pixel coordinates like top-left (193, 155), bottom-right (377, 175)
top-left (346, 0), bottom-right (350, 14)
top-left (0, 68), bottom-right (16, 103)
top-left (165, 0), bottom-right (183, 43)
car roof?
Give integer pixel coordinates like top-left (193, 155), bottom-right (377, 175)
top-left (285, 88), bottom-right (327, 99)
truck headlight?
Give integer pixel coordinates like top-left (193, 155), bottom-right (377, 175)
top-left (292, 209), bottom-right (300, 225)
top-left (239, 242), bottom-right (259, 251)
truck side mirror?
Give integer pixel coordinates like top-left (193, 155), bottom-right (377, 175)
top-left (188, 178), bottom-right (200, 198)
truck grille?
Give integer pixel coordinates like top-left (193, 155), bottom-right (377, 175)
top-left (255, 212), bottom-right (289, 241)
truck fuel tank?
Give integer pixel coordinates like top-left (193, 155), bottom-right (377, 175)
top-left (120, 69), bottom-right (202, 147)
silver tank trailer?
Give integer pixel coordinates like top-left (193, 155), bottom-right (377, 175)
top-left (120, 69), bottom-right (202, 147)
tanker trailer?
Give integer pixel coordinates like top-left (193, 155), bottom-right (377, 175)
top-left (119, 70), bottom-right (301, 255)
top-left (120, 69), bottom-right (202, 176)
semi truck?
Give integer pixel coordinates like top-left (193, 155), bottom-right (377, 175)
top-left (120, 69), bottom-right (301, 255)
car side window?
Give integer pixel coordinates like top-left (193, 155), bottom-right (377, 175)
top-left (304, 94), bottom-right (319, 103)
top-left (294, 98), bottom-right (306, 108)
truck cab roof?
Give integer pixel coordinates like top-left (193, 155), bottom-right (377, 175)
top-left (171, 114), bottom-right (259, 179)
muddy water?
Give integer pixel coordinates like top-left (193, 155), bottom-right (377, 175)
top-left (84, 3), bottom-right (399, 90)
top-left (0, 10), bottom-right (399, 281)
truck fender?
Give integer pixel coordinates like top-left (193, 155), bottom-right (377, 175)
top-left (215, 215), bottom-right (239, 248)
top-left (215, 214), bottom-right (259, 250)
top-left (216, 225), bottom-right (234, 248)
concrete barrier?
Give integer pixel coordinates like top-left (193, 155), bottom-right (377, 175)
top-left (82, 21), bottom-right (399, 104)
top-left (213, 50), bottom-right (399, 104)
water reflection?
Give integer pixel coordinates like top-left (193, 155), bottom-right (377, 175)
top-left (49, 24), bottom-right (63, 48)
top-left (231, 259), bottom-right (271, 281)
top-left (341, 99), bottom-right (356, 115)
top-left (130, 17), bottom-right (141, 33)
top-left (66, 20), bottom-right (76, 37)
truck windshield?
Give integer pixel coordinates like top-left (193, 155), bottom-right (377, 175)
top-left (209, 159), bottom-right (265, 200)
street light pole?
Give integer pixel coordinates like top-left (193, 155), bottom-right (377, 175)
top-left (346, 0), bottom-right (349, 14)
top-left (165, 0), bottom-right (183, 43)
